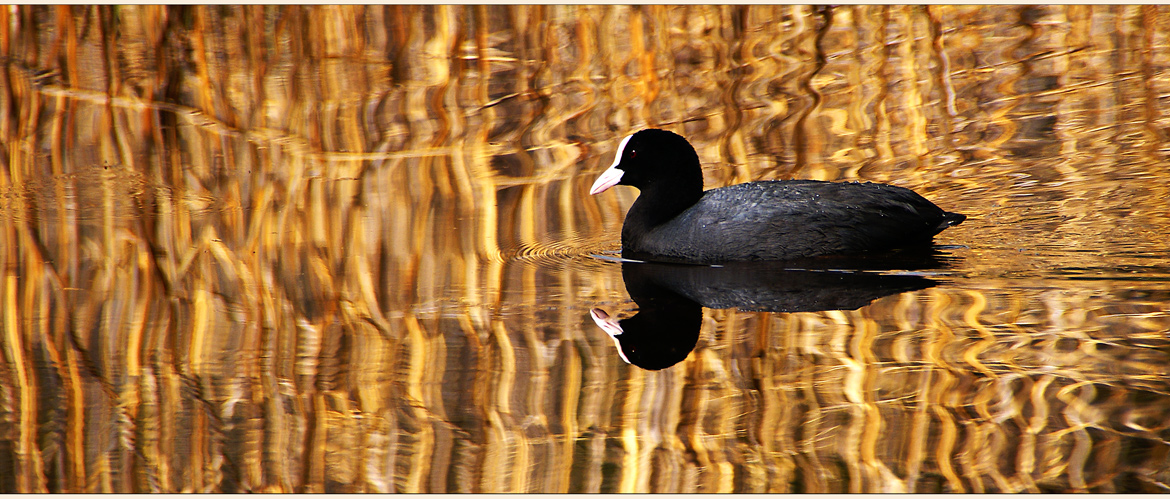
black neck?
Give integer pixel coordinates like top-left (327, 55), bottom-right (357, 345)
top-left (622, 182), bottom-right (703, 240)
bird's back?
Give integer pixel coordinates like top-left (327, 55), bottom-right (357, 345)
top-left (623, 180), bottom-right (964, 263)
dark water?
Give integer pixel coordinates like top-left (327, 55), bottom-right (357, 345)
top-left (1, 5), bottom-right (1169, 493)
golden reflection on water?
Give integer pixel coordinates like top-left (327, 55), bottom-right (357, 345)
top-left (1, 5), bottom-right (1169, 493)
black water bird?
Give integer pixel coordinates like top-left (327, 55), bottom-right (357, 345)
top-left (590, 129), bottom-right (966, 264)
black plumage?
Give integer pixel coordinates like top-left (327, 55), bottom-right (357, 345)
top-left (590, 129), bottom-right (966, 264)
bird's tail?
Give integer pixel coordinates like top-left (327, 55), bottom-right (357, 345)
top-left (936, 211), bottom-right (966, 231)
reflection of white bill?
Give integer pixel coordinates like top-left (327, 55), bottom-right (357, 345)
top-left (589, 308), bottom-right (629, 365)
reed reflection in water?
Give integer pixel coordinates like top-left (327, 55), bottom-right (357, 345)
top-left (1, 5), bottom-right (1169, 493)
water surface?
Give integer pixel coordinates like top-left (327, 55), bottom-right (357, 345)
top-left (1, 5), bottom-right (1169, 493)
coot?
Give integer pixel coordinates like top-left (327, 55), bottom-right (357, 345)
top-left (589, 129), bottom-right (966, 263)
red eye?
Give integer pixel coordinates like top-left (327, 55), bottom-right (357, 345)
top-left (629, 150), bottom-right (637, 159)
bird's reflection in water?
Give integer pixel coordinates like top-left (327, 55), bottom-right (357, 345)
top-left (590, 250), bottom-right (959, 370)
